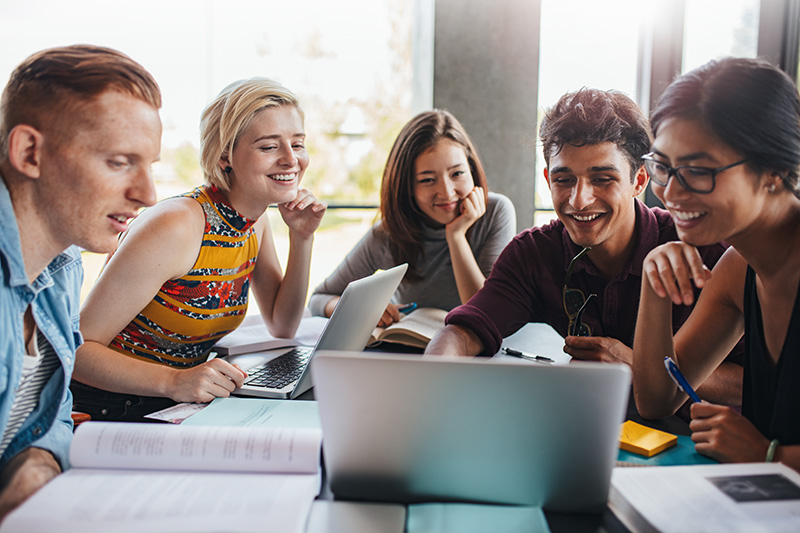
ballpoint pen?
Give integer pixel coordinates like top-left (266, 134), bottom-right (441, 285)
top-left (397, 302), bottom-right (417, 314)
top-left (502, 347), bottom-right (555, 364)
top-left (664, 356), bottom-right (701, 403)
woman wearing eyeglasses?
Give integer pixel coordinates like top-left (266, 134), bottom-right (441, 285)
top-left (633, 57), bottom-right (800, 471)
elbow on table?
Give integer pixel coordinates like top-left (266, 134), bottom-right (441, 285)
top-left (633, 390), bottom-right (677, 421)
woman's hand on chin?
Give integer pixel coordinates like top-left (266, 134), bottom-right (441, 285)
top-left (278, 188), bottom-right (327, 239)
top-left (446, 186), bottom-right (486, 239)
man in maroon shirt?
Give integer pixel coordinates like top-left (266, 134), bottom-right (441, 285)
top-left (425, 88), bottom-right (742, 406)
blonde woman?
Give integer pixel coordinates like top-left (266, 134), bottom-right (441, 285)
top-left (72, 79), bottom-right (325, 419)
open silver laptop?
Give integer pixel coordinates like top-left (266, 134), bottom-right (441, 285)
top-left (311, 351), bottom-right (630, 512)
top-left (224, 264), bottom-right (407, 399)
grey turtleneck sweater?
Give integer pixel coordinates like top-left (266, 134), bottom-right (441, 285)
top-left (308, 192), bottom-right (516, 315)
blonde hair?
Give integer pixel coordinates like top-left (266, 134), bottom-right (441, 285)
top-left (200, 78), bottom-right (303, 190)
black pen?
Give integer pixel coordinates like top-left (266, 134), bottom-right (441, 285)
top-left (502, 347), bottom-right (555, 364)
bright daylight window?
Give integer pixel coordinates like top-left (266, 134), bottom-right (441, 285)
top-left (0, 0), bottom-right (414, 305)
top-left (682, 0), bottom-right (760, 73)
top-left (536, 0), bottom-right (642, 227)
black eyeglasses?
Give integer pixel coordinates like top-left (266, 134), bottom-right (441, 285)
top-left (642, 153), bottom-right (748, 194)
top-left (563, 247), bottom-right (596, 337)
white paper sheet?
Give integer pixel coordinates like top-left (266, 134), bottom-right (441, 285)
top-left (610, 462), bottom-right (800, 533)
top-left (1, 469), bottom-right (319, 533)
top-left (70, 422), bottom-right (322, 474)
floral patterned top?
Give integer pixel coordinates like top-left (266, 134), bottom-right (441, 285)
top-left (110, 185), bottom-right (258, 367)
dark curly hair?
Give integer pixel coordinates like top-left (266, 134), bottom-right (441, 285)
top-left (539, 88), bottom-right (652, 181)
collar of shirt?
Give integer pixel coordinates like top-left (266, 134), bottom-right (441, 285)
top-left (0, 175), bottom-right (32, 288)
top-left (0, 175), bottom-right (79, 294)
top-left (559, 198), bottom-right (659, 282)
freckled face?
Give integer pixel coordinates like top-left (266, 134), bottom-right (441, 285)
top-left (412, 139), bottom-right (474, 226)
top-left (38, 91), bottom-right (161, 253)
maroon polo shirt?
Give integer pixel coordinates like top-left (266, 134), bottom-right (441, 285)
top-left (447, 199), bottom-right (733, 356)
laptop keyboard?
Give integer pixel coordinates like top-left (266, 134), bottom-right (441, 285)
top-left (243, 347), bottom-right (313, 390)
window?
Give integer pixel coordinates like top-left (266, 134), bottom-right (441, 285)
top-left (535, 0), bottom-right (643, 226)
top-left (0, 0), bottom-right (414, 303)
top-left (682, 0), bottom-right (760, 73)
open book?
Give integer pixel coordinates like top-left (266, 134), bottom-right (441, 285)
top-left (610, 462), bottom-right (800, 533)
top-left (214, 314), bottom-right (328, 356)
top-left (1, 422), bottom-right (323, 533)
top-left (368, 307), bottom-right (448, 349)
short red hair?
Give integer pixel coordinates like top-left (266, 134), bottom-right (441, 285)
top-left (0, 44), bottom-right (161, 159)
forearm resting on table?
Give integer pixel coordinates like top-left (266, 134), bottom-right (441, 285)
top-left (73, 340), bottom-right (173, 397)
top-left (0, 447), bottom-right (61, 521)
top-left (425, 324), bottom-right (484, 356)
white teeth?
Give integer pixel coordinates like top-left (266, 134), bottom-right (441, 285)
top-left (270, 173), bottom-right (297, 182)
top-left (573, 213), bottom-right (600, 222)
top-left (672, 210), bottom-right (706, 221)
top-left (112, 215), bottom-right (127, 223)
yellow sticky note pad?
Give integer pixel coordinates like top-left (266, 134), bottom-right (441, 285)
top-left (619, 420), bottom-right (678, 457)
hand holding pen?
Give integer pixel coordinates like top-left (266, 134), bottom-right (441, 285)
top-left (378, 302), bottom-right (417, 327)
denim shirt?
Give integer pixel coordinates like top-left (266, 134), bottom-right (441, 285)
top-left (0, 178), bottom-right (82, 470)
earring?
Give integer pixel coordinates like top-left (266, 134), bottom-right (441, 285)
top-left (224, 166), bottom-right (232, 174)
top-left (768, 183), bottom-right (777, 193)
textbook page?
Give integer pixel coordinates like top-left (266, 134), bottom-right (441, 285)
top-left (610, 462), bottom-right (800, 533)
top-left (369, 307), bottom-right (447, 348)
top-left (70, 422), bottom-right (322, 474)
top-left (1, 469), bottom-right (319, 533)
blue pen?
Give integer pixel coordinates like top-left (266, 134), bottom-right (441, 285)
top-left (664, 356), bottom-right (701, 403)
top-left (397, 302), bottom-right (417, 314)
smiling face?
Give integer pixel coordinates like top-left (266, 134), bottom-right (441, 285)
top-left (650, 117), bottom-right (765, 246)
top-left (412, 139), bottom-right (474, 226)
top-left (224, 105), bottom-right (308, 213)
top-left (38, 91), bottom-right (161, 254)
top-left (545, 142), bottom-right (647, 255)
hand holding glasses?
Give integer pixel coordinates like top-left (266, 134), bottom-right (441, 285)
top-left (563, 247), bottom-right (597, 337)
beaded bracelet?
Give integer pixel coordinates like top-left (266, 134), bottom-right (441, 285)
top-left (766, 439), bottom-right (780, 462)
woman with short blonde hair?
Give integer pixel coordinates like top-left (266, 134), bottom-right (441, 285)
top-left (72, 78), bottom-right (326, 420)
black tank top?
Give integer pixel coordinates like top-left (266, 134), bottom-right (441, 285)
top-left (742, 266), bottom-right (800, 444)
